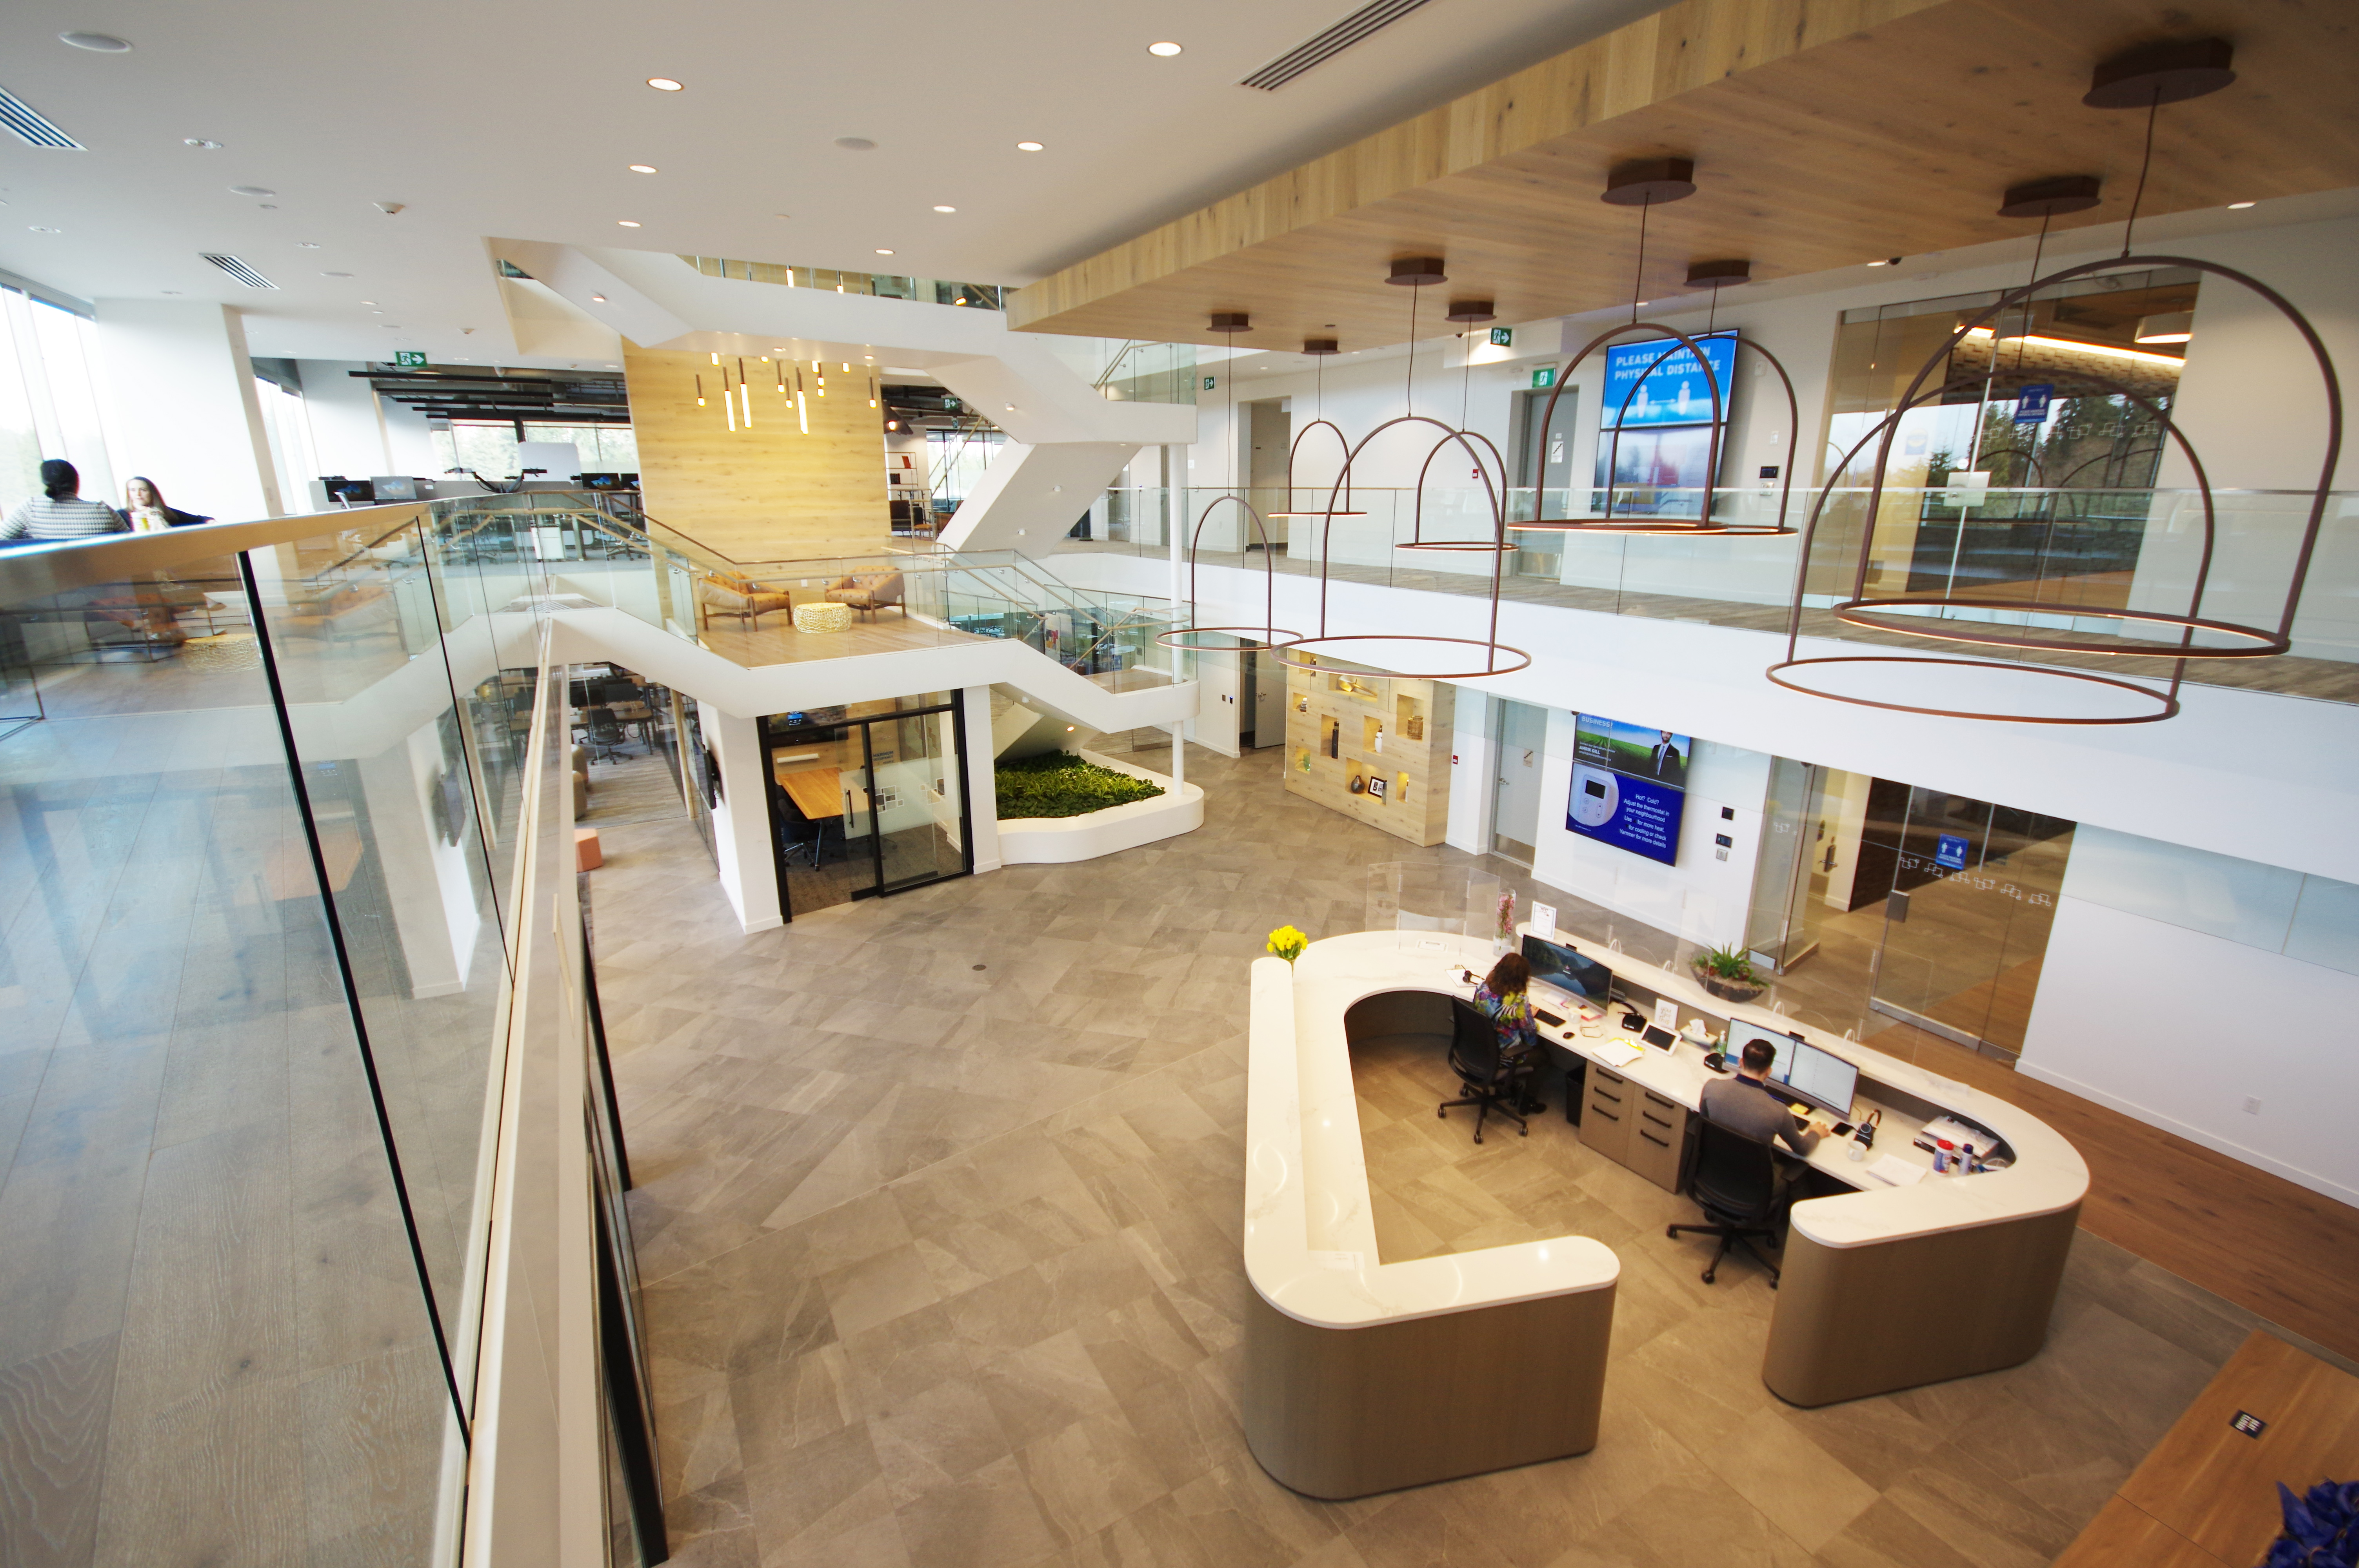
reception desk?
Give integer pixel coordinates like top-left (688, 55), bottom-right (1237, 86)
top-left (1241, 929), bottom-right (2088, 1496)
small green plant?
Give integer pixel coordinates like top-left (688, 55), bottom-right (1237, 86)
top-left (1696, 944), bottom-right (1759, 984)
top-left (994, 752), bottom-right (1164, 819)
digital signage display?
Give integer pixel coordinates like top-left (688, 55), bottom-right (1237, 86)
top-left (1568, 713), bottom-right (1690, 867)
top-left (1599, 331), bottom-right (1738, 429)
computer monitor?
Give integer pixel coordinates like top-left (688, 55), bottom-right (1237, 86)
top-left (1520, 933), bottom-right (1612, 1008)
top-left (1781, 1040), bottom-right (1860, 1118)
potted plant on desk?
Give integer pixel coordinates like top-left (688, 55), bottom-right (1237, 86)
top-left (1692, 944), bottom-right (1768, 1004)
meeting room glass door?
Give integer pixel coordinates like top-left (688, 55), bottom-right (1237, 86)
top-left (762, 694), bottom-right (970, 918)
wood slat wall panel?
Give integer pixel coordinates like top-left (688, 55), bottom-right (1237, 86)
top-left (1010, 0), bottom-right (2359, 351)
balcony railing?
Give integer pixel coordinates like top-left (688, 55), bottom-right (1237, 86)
top-left (1060, 485), bottom-right (2359, 706)
top-left (0, 506), bottom-right (667, 1565)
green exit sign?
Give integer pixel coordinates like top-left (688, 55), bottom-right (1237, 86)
top-left (394, 350), bottom-right (428, 368)
top-left (1530, 366), bottom-right (1556, 389)
top-left (1203, 375), bottom-right (1217, 391)
top-left (1489, 327), bottom-right (1513, 347)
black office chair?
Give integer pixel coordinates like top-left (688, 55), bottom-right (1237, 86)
top-left (1436, 997), bottom-right (1534, 1144)
top-left (1667, 1118), bottom-right (1783, 1287)
top-left (776, 791), bottom-right (838, 867)
top-left (583, 705), bottom-right (629, 762)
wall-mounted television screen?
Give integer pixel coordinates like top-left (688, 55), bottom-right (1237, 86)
top-left (1567, 712), bottom-right (1689, 866)
top-left (1599, 331), bottom-right (1739, 429)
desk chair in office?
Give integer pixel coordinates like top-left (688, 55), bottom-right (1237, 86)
top-left (583, 705), bottom-right (629, 762)
top-left (776, 792), bottom-right (838, 867)
top-left (1667, 1118), bottom-right (1783, 1287)
top-left (1437, 997), bottom-right (1534, 1144)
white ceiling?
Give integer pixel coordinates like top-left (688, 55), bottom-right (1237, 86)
top-left (0, 0), bottom-right (1665, 366)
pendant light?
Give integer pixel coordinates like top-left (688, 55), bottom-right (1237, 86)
top-left (1156, 310), bottom-right (1305, 653)
top-left (1267, 261), bottom-right (1531, 679)
top-left (1765, 40), bottom-right (2342, 726)
top-left (1506, 159), bottom-right (1802, 538)
top-left (1394, 299), bottom-right (1518, 555)
top-left (1266, 336), bottom-right (1363, 521)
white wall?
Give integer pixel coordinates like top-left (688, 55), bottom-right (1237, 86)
top-left (2021, 897), bottom-right (2359, 1205)
top-left (1523, 710), bottom-right (1770, 951)
top-left (1185, 645), bottom-right (1243, 757)
top-left (960, 685), bottom-right (1003, 873)
top-left (1444, 689), bottom-right (1491, 853)
top-left (91, 299), bottom-right (280, 519)
top-left (695, 700), bottom-right (782, 934)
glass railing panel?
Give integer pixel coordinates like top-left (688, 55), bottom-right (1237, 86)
top-left (1074, 485), bottom-right (2356, 702)
top-left (0, 527), bottom-right (475, 1566)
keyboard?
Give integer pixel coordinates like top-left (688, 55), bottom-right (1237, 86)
top-left (1534, 1008), bottom-right (1565, 1029)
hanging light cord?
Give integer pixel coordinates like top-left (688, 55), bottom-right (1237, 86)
top-left (1403, 284), bottom-right (1420, 414)
top-left (1630, 193), bottom-right (1652, 324)
top-left (2121, 89), bottom-right (2159, 258)
top-left (2016, 210), bottom-right (2052, 374)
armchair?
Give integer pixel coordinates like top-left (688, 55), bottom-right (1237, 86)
top-left (823, 571), bottom-right (906, 621)
top-left (697, 573), bottom-right (794, 631)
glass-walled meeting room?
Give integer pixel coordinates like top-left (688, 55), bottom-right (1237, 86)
top-left (760, 692), bottom-right (970, 916)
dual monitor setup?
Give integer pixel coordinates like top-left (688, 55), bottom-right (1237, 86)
top-left (1519, 932), bottom-right (1861, 1119)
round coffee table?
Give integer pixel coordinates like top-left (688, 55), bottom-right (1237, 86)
top-left (793, 601), bottom-right (854, 634)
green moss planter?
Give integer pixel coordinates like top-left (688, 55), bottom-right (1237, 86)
top-left (995, 753), bottom-right (1165, 820)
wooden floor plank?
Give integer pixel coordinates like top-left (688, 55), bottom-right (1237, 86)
top-left (0, 1332), bottom-right (120, 1568)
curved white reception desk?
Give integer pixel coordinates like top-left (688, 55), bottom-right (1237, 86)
top-left (1242, 929), bottom-right (2087, 1497)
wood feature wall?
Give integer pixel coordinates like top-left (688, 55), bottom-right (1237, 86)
top-left (623, 346), bottom-right (891, 562)
top-left (1284, 665), bottom-right (1453, 846)
top-left (1007, 0), bottom-right (2359, 351)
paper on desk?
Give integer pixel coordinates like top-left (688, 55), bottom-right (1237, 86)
top-left (1859, 1154), bottom-right (1926, 1187)
top-left (1594, 1039), bottom-right (1648, 1069)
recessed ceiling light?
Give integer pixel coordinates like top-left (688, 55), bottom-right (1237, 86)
top-left (371, 310), bottom-right (385, 315)
top-left (617, 219), bottom-right (641, 227)
top-left (27, 226), bottom-right (59, 234)
top-left (297, 241), bottom-right (321, 249)
top-left (1016, 141), bottom-right (1044, 152)
top-left (835, 136), bottom-right (878, 151)
top-left (646, 77), bottom-right (683, 91)
top-left (932, 205), bottom-right (956, 213)
top-left (875, 248), bottom-right (895, 256)
top-left (1866, 256), bottom-right (1902, 267)
top-left (628, 164), bottom-right (657, 173)
top-left (258, 204), bottom-right (277, 210)
top-left (322, 271), bottom-right (351, 277)
top-left (1147, 40), bottom-right (1183, 56)
top-left (607, 363), bottom-right (620, 369)
top-left (359, 299), bottom-right (378, 304)
top-left (160, 289), bottom-right (180, 295)
top-left (2228, 200), bottom-right (2256, 209)
top-left (229, 185), bottom-right (275, 197)
top-left (60, 31), bottom-right (133, 51)
top-left (591, 294), bottom-right (608, 302)
top-left (184, 138), bottom-right (222, 150)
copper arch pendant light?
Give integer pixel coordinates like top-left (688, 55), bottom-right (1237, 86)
top-left (1267, 336), bottom-right (1365, 520)
top-left (1156, 311), bottom-right (1307, 653)
top-left (1263, 260), bottom-right (1529, 677)
top-left (1765, 39), bottom-right (2341, 726)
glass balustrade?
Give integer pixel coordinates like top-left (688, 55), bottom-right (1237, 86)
top-left (1061, 485), bottom-right (2359, 705)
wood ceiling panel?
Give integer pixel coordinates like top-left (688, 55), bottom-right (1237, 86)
top-left (1008, 0), bottom-right (2359, 352)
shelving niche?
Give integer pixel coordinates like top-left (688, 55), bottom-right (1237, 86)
top-left (1284, 662), bottom-right (1454, 846)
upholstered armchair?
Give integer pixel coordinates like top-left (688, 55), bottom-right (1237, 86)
top-left (824, 572), bottom-right (906, 620)
top-left (696, 573), bottom-right (794, 630)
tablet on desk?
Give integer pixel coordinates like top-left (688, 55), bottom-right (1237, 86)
top-left (1639, 1024), bottom-right (1676, 1051)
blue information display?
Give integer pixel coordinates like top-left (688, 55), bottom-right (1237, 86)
top-left (1935, 833), bottom-right (1970, 870)
top-left (1568, 714), bottom-right (1691, 867)
top-left (1600, 331), bottom-right (1738, 429)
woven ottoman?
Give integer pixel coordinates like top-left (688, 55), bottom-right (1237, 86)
top-left (793, 601), bottom-right (854, 634)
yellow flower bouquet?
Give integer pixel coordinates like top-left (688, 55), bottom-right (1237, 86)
top-left (1266, 925), bottom-right (1309, 965)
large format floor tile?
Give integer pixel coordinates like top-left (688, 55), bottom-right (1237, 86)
top-left (594, 743), bottom-right (2351, 1568)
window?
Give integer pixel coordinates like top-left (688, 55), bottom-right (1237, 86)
top-left (0, 287), bottom-right (117, 508)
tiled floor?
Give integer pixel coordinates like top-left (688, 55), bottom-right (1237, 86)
top-left (591, 744), bottom-right (2348, 1568)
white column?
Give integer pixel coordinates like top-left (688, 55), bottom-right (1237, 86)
top-left (697, 701), bottom-right (783, 933)
top-left (90, 299), bottom-right (282, 520)
top-left (1167, 724), bottom-right (1185, 791)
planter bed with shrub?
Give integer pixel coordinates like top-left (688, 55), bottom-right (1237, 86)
top-left (996, 752), bottom-right (1165, 820)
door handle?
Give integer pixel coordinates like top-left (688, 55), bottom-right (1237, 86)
top-left (1886, 890), bottom-right (1910, 923)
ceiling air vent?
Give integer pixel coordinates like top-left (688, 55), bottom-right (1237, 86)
top-left (1240, 0), bottom-right (1437, 90)
top-left (202, 254), bottom-right (278, 289)
top-left (0, 86), bottom-right (85, 149)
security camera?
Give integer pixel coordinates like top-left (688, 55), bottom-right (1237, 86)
top-left (374, 201), bottom-right (405, 215)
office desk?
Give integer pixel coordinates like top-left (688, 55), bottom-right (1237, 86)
top-left (1243, 931), bottom-right (2087, 1497)
top-left (774, 766), bottom-right (867, 822)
